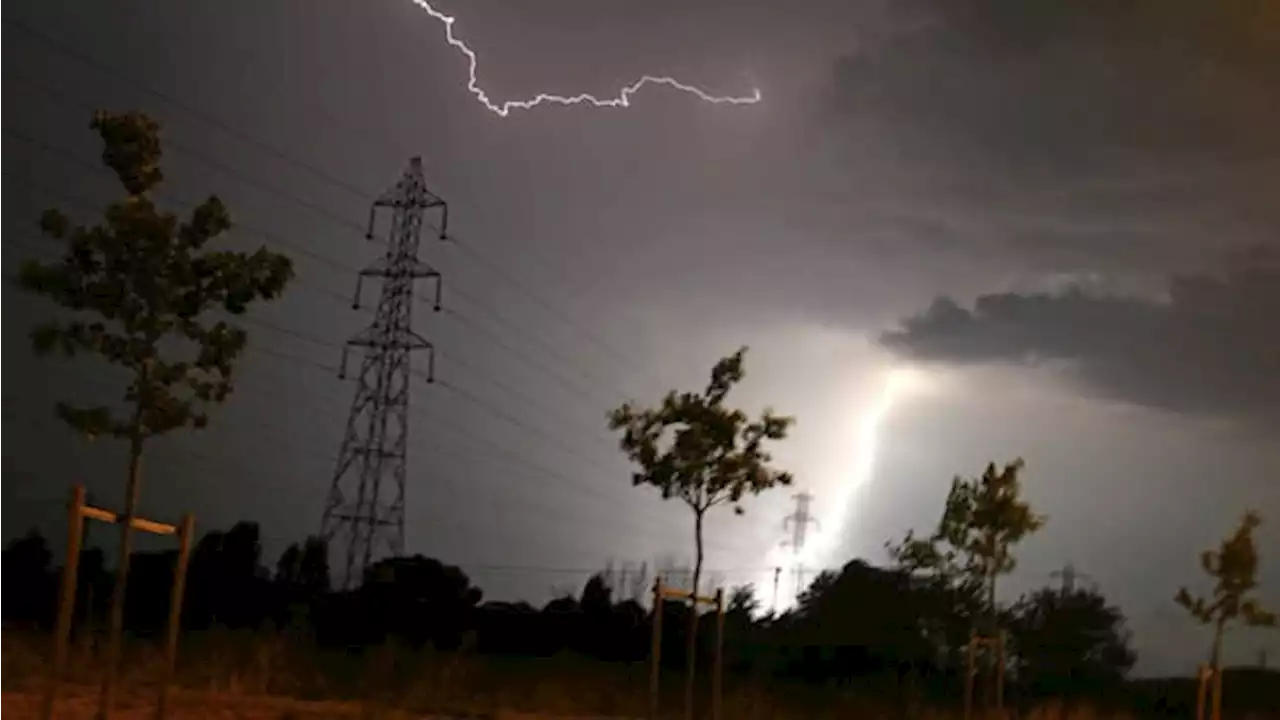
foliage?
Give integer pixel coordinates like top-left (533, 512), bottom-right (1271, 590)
top-left (783, 560), bottom-right (939, 683)
top-left (1175, 510), bottom-right (1276, 666)
top-left (17, 110), bottom-right (295, 442)
top-left (887, 459), bottom-right (1046, 626)
top-left (1008, 586), bottom-right (1137, 698)
top-left (1, 529), bottom-right (56, 630)
top-left (607, 346), bottom-right (794, 593)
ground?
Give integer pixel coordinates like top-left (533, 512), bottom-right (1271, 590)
top-left (2, 689), bottom-right (644, 720)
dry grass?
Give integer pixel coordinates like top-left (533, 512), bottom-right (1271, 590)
top-left (0, 631), bottom-right (1186, 720)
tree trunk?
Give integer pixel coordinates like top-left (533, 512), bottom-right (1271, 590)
top-left (984, 558), bottom-right (999, 712)
top-left (692, 509), bottom-right (704, 600)
top-left (97, 393), bottom-right (147, 720)
top-left (987, 566), bottom-right (998, 633)
top-left (1210, 618), bottom-right (1225, 720)
top-left (1211, 617), bottom-right (1224, 670)
top-left (685, 508), bottom-right (705, 720)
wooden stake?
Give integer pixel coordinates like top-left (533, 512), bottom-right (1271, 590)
top-left (995, 630), bottom-right (1006, 714)
top-left (155, 513), bottom-right (195, 720)
top-left (711, 588), bottom-right (725, 720)
top-left (42, 485), bottom-right (87, 720)
top-left (1195, 665), bottom-right (1210, 720)
top-left (963, 634), bottom-right (977, 720)
top-left (649, 578), bottom-right (664, 720)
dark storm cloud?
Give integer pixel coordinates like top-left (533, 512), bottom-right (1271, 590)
top-left (824, 0), bottom-right (1280, 273)
top-left (880, 248), bottom-right (1280, 426)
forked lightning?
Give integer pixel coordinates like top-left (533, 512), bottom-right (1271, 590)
top-left (407, 0), bottom-right (762, 117)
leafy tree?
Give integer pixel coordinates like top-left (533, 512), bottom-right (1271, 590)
top-left (726, 584), bottom-right (759, 619)
top-left (580, 572), bottom-right (614, 617)
top-left (1175, 510), bottom-right (1276, 672)
top-left (16, 111), bottom-right (294, 704)
top-left (788, 560), bottom-right (937, 680)
top-left (607, 346), bottom-right (794, 597)
top-left (273, 536), bottom-right (331, 635)
top-left (1008, 585), bottom-right (1136, 699)
top-left (358, 555), bottom-right (483, 650)
top-left (887, 459), bottom-right (1045, 631)
top-left (609, 347), bottom-right (793, 709)
top-left (2, 529), bottom-right (56, 627)
top-left (275, 535), bottom-right (332, 595)
top-left (186, 521), bottom-right (269, 630)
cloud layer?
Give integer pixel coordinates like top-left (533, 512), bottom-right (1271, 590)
top-left (823, 0), bottom-right (1280, 275)
top-left (880, 248), bottom-right (1280, 426)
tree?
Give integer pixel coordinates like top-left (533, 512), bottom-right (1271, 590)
top-left (2, 529), bottom-right (56, 627)
top-left (887, 459), bottom-right (1046, 631)
top-left (358, 555), bottom-right (483, 650)
top-left (16, 111), bottom-right (295, 710)
top-left (1175, 510), bottom-right (1276, 673)
top-left (1008, 585), bottom-right (1136, 699)
top-left (607, 346), bottom-right (794, 598)
top-left (609, 346), bottom-right (793, 712)
top-left (275, 535), bottom-right (331, 595)
top-left (787, 560), bottom-right (937, 682)
top-left (726, 584), bottom-right (759, 619)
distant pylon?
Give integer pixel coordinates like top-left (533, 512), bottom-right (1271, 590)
top-left (782, 491), bottom-right (818, 553)
top-left (782, 491), bottom-right (819, 603)
top-left (1051, 562), bottom-right (1095, 595)
top-left (320, 157), bottom-right (447, 589)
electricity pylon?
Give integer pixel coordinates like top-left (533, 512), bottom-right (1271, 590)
top-left (321, 157), bottom-right (446, 588)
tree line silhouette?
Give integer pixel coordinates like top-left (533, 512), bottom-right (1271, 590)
top-left (3, 519), bottom-right (1274, 716)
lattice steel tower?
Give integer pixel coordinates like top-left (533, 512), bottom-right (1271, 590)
top-left (321, 157), bottom-right (446, 588)
top-left (782, 491), bottom-right (819, 601)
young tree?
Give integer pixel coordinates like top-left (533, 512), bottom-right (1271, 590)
top-left (1176, 510), bottom-right (1276, 673)
top-left (888, 459), bottom-right (1046, 631)
top-left (608, 346), bottom-right (794, 597)
top-left (17, 111), bottom-right (294, 710)
top-left (609, 347), bottom-right (793, 713)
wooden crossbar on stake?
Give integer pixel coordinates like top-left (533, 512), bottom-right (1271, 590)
top-left (41, 484), bottom-right (195, 720)
top-left (649, 577), bottom-right (726, 720)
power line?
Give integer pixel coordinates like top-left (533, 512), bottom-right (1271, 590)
top-left (7, 235), bottom-right (691, 552)
top-left (3, 238), bottom-right (746, 558)
top-left (1, 16), bottom-right (380, 204)
top-left (3, 134), bottom-right (625, 453)
top-left (4, 122), bottom-right (636, 420)
top-left (0, 37), bottom-right (778, 566)
top-left (6, 17), bottom-right (663, 395)
top-left (0, 389), bottom-right (732, 563)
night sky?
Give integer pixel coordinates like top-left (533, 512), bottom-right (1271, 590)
top-left (3, 0), bottom-right (1278, 676)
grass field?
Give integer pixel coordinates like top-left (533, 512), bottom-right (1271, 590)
top-left (7, 631), bottom-right (1267, 719)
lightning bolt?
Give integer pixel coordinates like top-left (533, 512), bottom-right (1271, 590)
top-left (407, 0), bottom-right (763, 117)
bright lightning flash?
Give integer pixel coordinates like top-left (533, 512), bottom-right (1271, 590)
top-left (408, 0), bottom-right (763, 117)
top-left (762, 366), bottom-right (936, 611)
